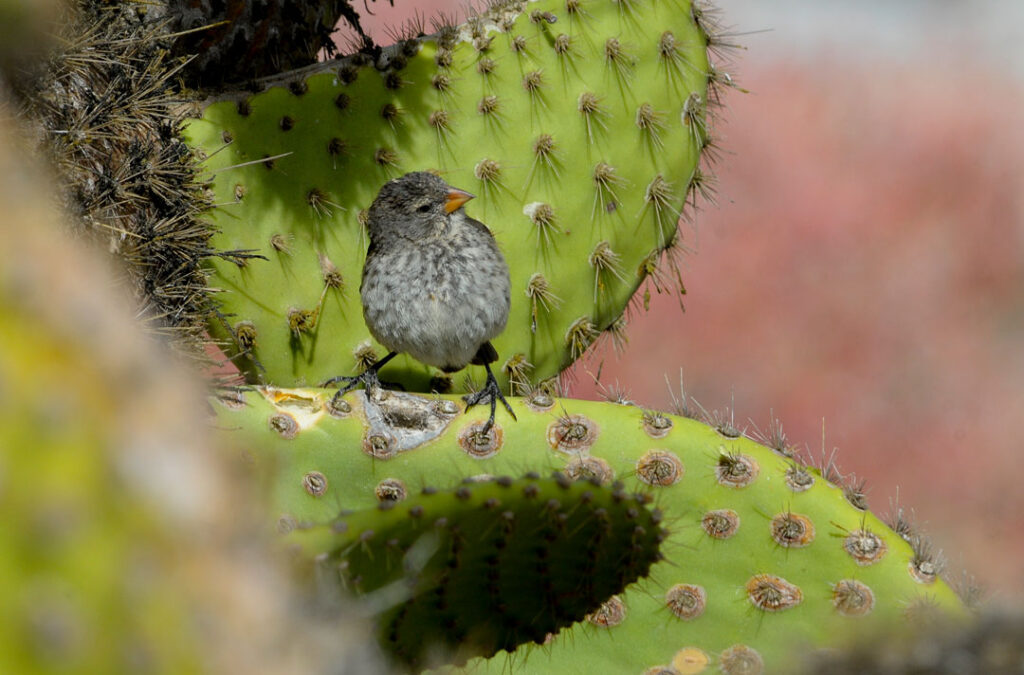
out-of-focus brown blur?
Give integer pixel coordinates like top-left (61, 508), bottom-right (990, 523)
top-left (341, 1), bottom-right (1024, 600)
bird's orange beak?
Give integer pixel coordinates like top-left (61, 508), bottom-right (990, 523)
top-left (444, 188), bottom-right (475, 214)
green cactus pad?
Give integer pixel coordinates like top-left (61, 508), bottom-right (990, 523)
top-left (186, 0), bottom-right (716, 392)
top-left (0, 116), bottom-right (384, 675)
top-left (291, 474), bottom-right (664, 670)
top-left (0, 118), bottom-right (210, 674)
top-left (214, 387), bottom-right (967, 673)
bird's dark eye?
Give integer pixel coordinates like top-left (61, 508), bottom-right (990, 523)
top-left (416, 203), bottom-right (432, 213)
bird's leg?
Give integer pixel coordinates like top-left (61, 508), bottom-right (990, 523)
top-left (321, 351), bottom-right (398, 408)
top-left (463, 361), bottom-right (517, 434)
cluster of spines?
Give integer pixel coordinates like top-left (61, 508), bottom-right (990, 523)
top-left (646, 371), bottom-right (961, 601)
top-left (526, 272), bottom-right (562, 334)
top-left (8, 6), bottom-right (267, 359)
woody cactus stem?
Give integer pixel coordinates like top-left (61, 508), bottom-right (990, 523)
top-left (8, 1), bottom-right (255, 356)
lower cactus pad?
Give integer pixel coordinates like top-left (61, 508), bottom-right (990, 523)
top-left (214, 387), bottom-right (967, 673)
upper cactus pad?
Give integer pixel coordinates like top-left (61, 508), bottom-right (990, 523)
top-left (186, 0), bottom-right (717, 392)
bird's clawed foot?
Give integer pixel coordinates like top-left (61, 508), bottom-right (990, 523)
top-left (321, 352), bottom-right (397, 409)
top-left (463, 364), bottom-right (517, 434)
top-left (321, 369), bottom-right (382, 409)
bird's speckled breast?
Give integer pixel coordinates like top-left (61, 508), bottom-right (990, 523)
top-left (360, 215), bottom-right (510, 371)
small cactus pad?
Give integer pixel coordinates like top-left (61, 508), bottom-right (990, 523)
top-left (186, 0), bottom-right (718, 392)
top-left (291, 474), bottom-right (664, 670)
top-left (214, 388), bottom-right (966, 673)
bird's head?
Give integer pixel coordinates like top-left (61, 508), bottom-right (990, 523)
top-left (367, 171), bottom-right (475, 241)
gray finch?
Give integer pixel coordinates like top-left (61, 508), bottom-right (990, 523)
top-left (324, 171), bottom-right (516, 431)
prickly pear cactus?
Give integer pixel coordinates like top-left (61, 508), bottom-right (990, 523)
top-left (0, 117), bottom-right (382, 675)
top-left (292, 474), bottom-right (665, 670)
top-left (187, 0), bottom-right (723, 393)
top-left (8, 2), bottom-right (975, 674)
top-left (215, 387), bottom-right (967, 673)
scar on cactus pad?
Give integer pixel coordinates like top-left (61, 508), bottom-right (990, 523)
top-left (214, 387), bottom-right (968, 673)
top-left (186, 0), bottom-right (737, 393)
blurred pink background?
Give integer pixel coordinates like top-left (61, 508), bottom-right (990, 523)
top-left (342, 1), bottom-right (1024, 598)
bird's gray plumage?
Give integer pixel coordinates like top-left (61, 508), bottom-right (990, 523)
top-left (360, 171), bottom-right (511, 372)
